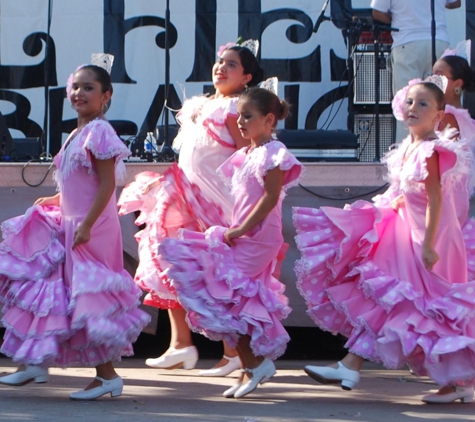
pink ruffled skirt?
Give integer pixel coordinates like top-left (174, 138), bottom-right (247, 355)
top-left (118, 165), bottom-right (227, 309)
top-left (0, 205), bottom-right (150, 367)
top-left (159, 226), bottom-right (291, 360)
top-left (294, 200), bottom-right (475, 386)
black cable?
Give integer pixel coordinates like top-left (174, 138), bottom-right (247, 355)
top-left (321, 44), bottom-right (362, 130)
top-left (298, 182), bottom-right (388, 201)
top-left (21, 153), bottom-right (54, 188)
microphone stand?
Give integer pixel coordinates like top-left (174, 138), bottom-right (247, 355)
top-left (431, 0), bottom-right (436, 65)
top-left (43, 0), bottom-right (53, 156)
top-left (313, 0), bottom-right (331, 33)
top-left (158, 0), bottom-right (175, 162)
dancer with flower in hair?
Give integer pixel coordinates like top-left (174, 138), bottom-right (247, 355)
top-left (118, 40), bottom-right (264, 376)
top-left (294, 76), bottom-right (475, 404)
top-left (432, 40), bottom-right (475, 228)
top-left (0, 60), bottom-right (150, 400)
top-left (159, 87), bottom-right (302, 398)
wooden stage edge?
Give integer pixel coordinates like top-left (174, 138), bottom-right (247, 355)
top-left (0, 161), bottom-right (388, 188)
top-left (0, 161), bottom-right (390, 328)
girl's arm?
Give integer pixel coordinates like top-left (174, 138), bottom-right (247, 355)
top-left (224, 167), bottom-right (284, 246)
top-left (72, 157), bottom-right (116, 249)
top-left (34, 193), bottom-right (61, 207)
top-left (226, 116), bottom-right (251, 150)
top-left (141, 176), bottom-right (161, 194)
top-left (422, 152), bottom-right (442, 270)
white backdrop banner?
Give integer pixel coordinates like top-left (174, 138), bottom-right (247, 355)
top-left (0, 0), bottom-right (466, 155)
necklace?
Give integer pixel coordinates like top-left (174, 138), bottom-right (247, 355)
top-left (402, 141), bottom-right (422, 164)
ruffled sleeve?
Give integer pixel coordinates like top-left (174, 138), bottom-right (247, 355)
top-left (56, 119), bottom-right (130, 187)
top-left (412, 140), bottom-right (457, 183)
top-left (260, 140), bottom-right (302, 190)
top-left (202, 97), bottom-right (239, 148)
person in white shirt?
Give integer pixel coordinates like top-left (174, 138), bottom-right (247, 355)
top-left (371, 0), bottom-right (461, 141)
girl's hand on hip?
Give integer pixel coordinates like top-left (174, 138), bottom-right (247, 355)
top-left (224, 227), bottom-right (244, 247)
top-left (72, 222), bottom-right (92, 249)
top-left (422, 245), bottom-right (439, 270)
top-left (34, 195), bottom-right (60, 207)
top-left (390, 194), bottom-right (405, 211)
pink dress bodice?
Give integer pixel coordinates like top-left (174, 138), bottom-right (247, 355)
top-left (175, 96), bottom-right (239, 215)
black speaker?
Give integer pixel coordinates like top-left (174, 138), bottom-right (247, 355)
top-left (0, 112), bottom-right (13, 160)
top-left (278, 129), bottom-right (359, 162)
top-left (10, 138), bottom-right (42, 161)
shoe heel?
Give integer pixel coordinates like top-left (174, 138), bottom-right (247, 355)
top-left (183, 357), bottom-right (198, 370)
top-left (341, 379), bottom-right (357, 390)
top-left (34, 375), bottom-right (49, 384)
top-left (110, 388), bottom-right (123, 397)
top-left (461, 396), bottom-right (473, 403)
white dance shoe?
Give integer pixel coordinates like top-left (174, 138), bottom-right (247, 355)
top-left (421, 386), bottom-right (474, 404)
top-left (0, 365), bottom-right (49, 386)
top-left (199, 355), bottom-right (241, 377)
top-left (304, 362), bottom-right (360, 390)
top-left (223, 380), bottom-right (243, 398)
top-left (69, 376), bottom-right (123, 400)
top-left (233, 358), bottom-right (276, 398)
top-left (145, 346), bottom-right (198, 370)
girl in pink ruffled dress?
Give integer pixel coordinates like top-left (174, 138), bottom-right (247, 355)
top-left (159, 87), bottom-right (302, 399)
top-left (294, 79), bottom-right (475, 404)
top-left (432, 50), bottom-right (475, 226)
top-left (0, 65), bottom-right (150, 400)
top-left (118, 41), bottom-right (264, 375)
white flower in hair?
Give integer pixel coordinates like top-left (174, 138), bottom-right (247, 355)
top-left (424, 74), bottom-right (448, 93)
top-left (91, 53), bottom-right (114, 74)
top-left (259, 77), bottom-right (278, 95)
top-left (240, 39), bottom-right (259, 57)
top-left (441, 39), bottom-right (471, 63)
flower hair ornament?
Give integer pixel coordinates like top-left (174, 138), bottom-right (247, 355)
top-left (258, 77), bottom-right (278, 95)
top-left (441, 39), bottom-right (471, 63)
top-left (66, 53), bottom-right (114, 101)
top-left (391, 75), bottom-right (448, 121)
top-left (217, 38), bottom-right (259, 57)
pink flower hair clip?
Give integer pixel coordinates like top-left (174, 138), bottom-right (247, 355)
top-left (391, 78), bottom-right (422, 121)
top-left (66, 64), bottom-right (87, 102)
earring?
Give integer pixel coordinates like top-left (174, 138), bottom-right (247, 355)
top-left (102, 102), bottom-right (109, 112)
top-left (454, 86), bottom-right (462, 96)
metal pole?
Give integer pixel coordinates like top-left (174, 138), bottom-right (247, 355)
top-left (158, 0), bottom-right (174, 161)
top-left (43, 0), bottom-right (53, 155)
top-left (431, 0), bottom-right (436, 65)
top-left (373, 27), bottom-right (381, 162)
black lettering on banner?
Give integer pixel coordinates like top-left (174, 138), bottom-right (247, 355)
top-left (238, 0), bottom-right (321, 82)
top-left (0, 32), bottom-right (58, 89)
top-left (187, 0), bottom-right (217, 82)
top-left (104, 0), bottom-right (178, 84)
top-left (0, 90), bottom-right (42, 137)
top-left (305, 86), bottom-right (349, 130)
top-left (138, 84), bottom-right (182, 136)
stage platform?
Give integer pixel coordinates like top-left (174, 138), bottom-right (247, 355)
top-left (0, 161), bottom-right (390, 329)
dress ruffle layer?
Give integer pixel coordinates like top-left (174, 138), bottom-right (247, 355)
top-left (294, 201), bottom-right (475, 386)
top-left (0, 206), bottom-right (150, 367)
top-left (160, 226), bottom-right (291, 360)
top-left (118, 165), bottom-right (226, 309)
